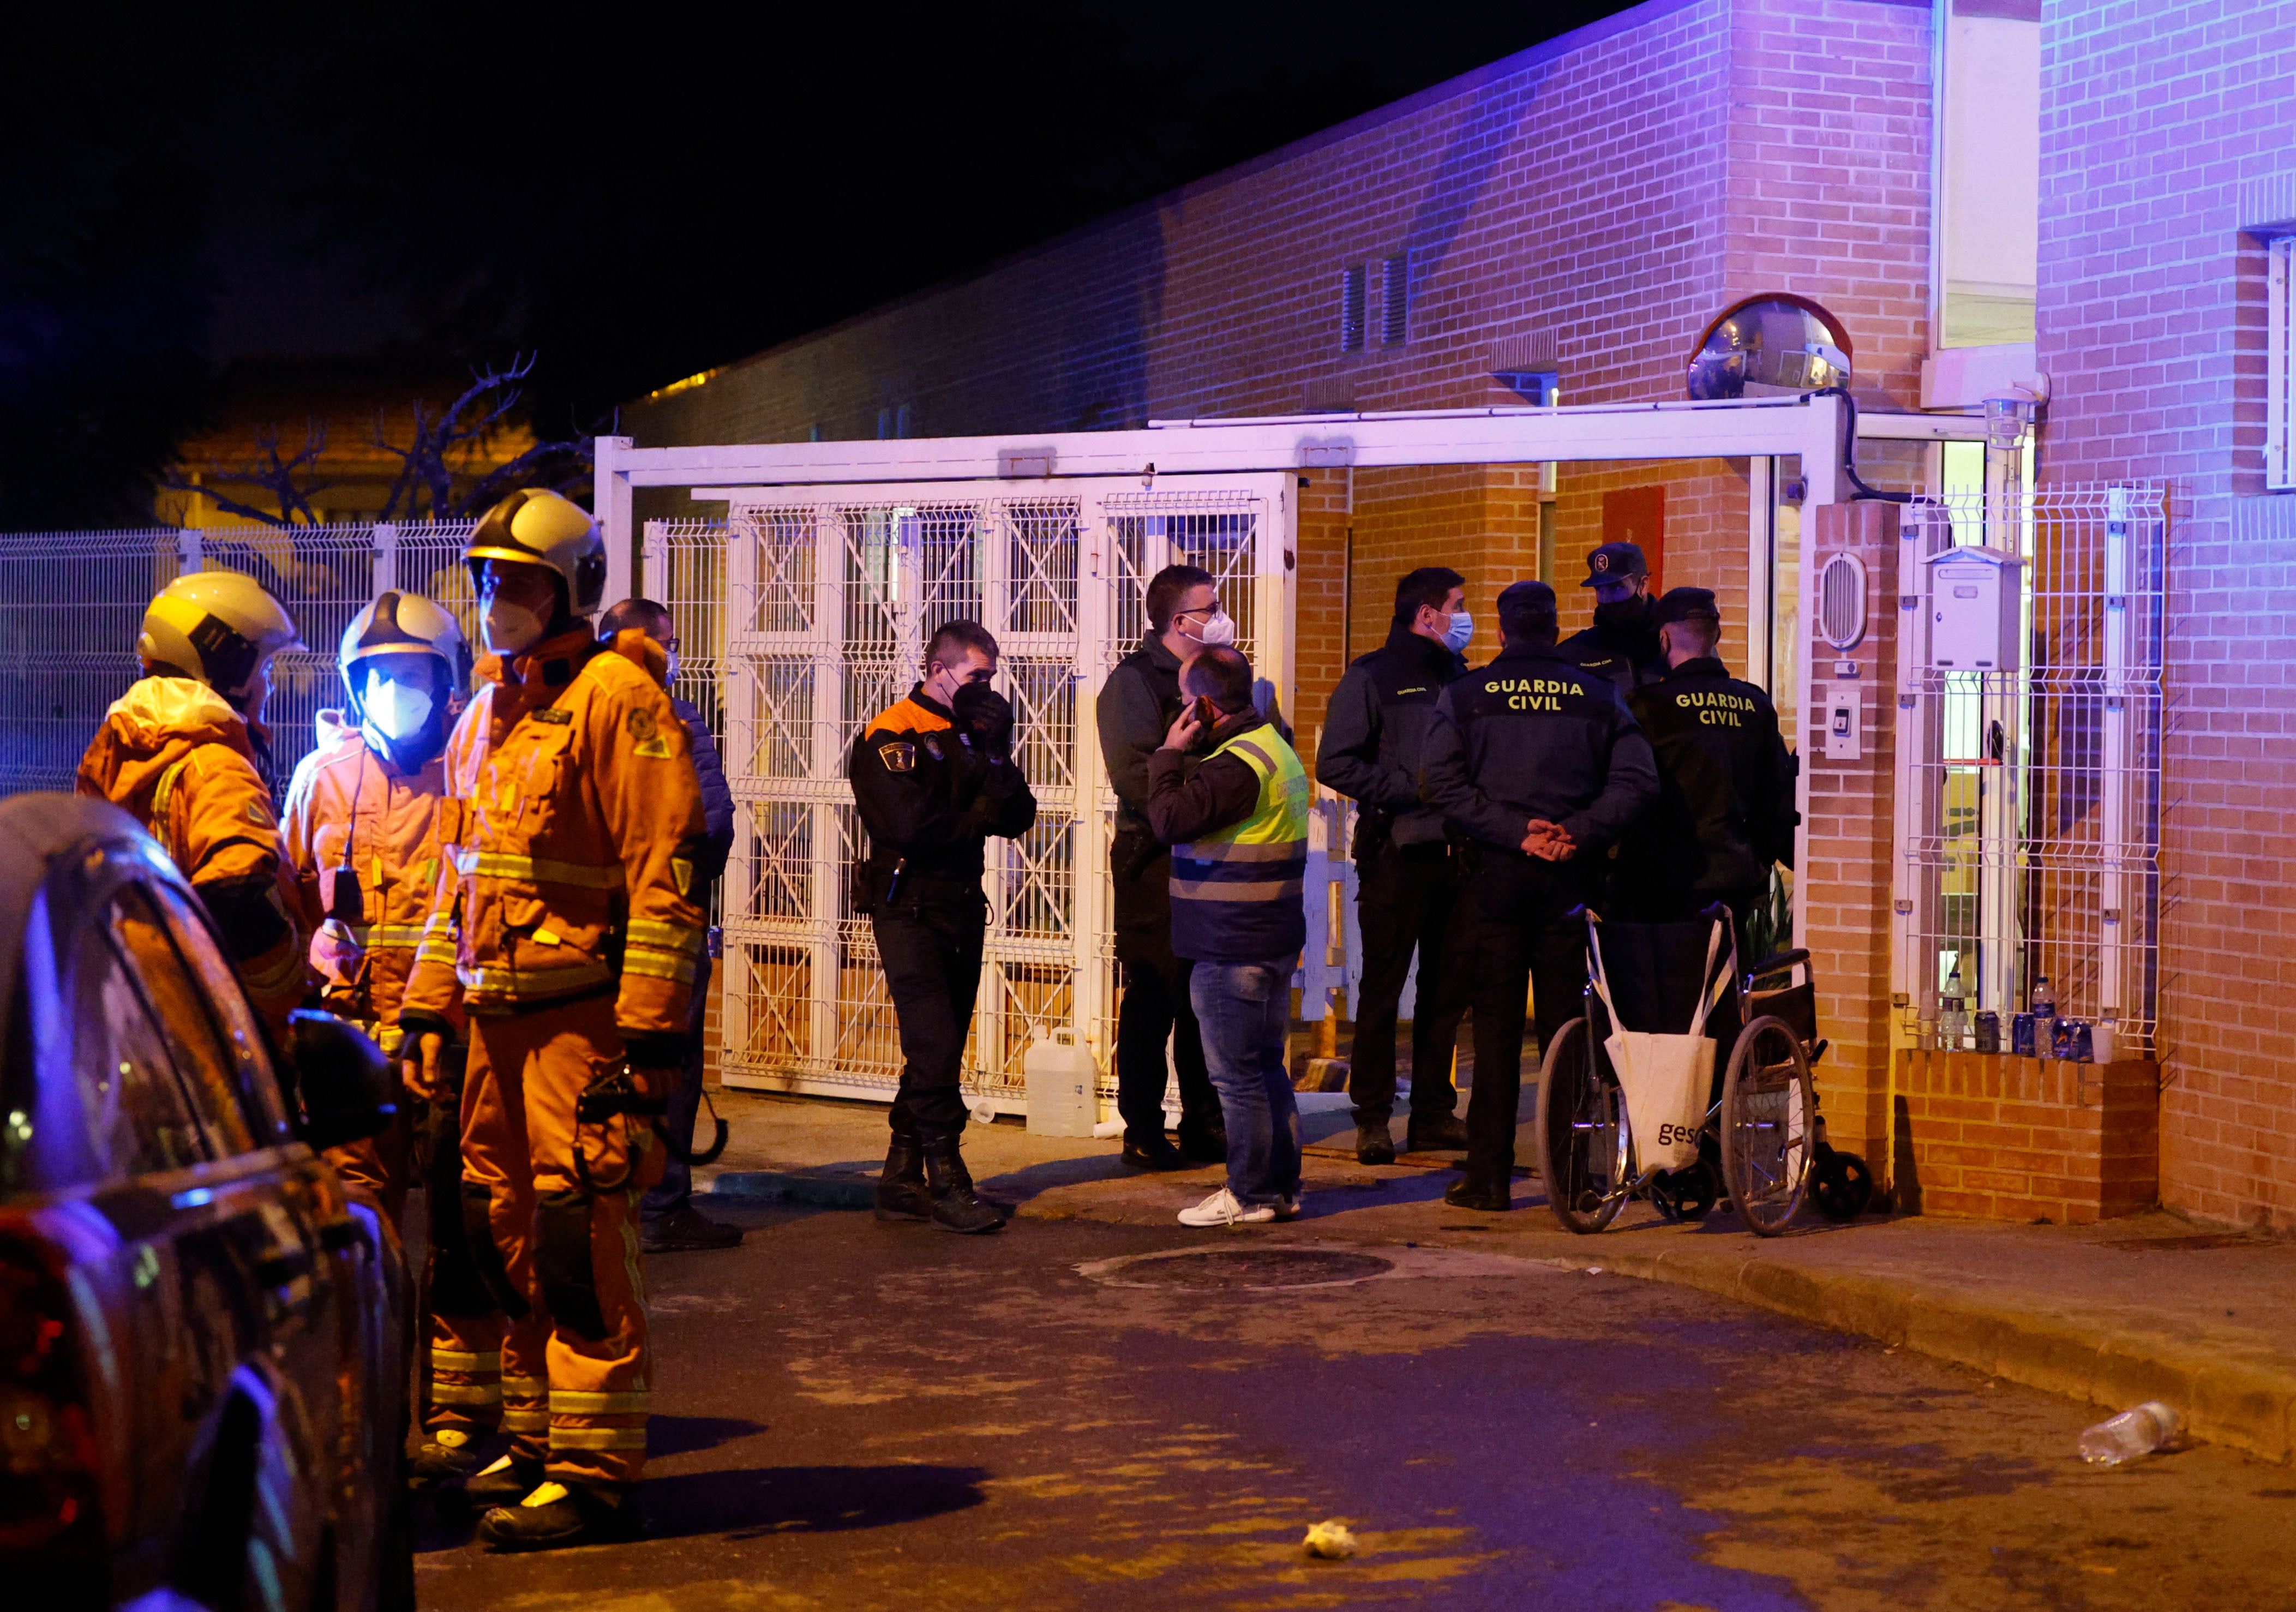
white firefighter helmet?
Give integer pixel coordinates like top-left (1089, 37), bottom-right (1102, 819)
top-left (337, 589), bottom-right (470, 714)
top-left (136, 569), bottom-right (303, 699)
top-left (464, 488), bottom-right (607, 620)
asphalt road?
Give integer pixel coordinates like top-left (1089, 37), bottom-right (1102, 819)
top-left (413, 1199), bottom-right (2296, 1611)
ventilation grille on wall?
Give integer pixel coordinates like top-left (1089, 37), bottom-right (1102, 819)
top-left (1381, 252), bottom-right (1410, 345)
top-left (1818, 552), bottom-right (1868, 650)
top-left (1339, 265), bottom-right (1366, 353)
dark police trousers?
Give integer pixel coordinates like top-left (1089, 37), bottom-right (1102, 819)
top-left (1112, 829), bottom-right (1219, 1147)
top-left (640, 945), bottom-right (712, 1224)
top-left (1457, 848), bottom-right (1596, 1184)
top-left (872, 879), bottom-right (988, 1141)
top-left (1350, 839), bottom-right (1467, 1124)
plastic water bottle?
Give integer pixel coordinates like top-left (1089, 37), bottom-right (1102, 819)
top-left (2079, 1401), bottom-right (2180, 1466)
top-left (1939, 962), bottom-right (1968, 1051)
top-left (2030, 976), bottom-right (2057, 1061)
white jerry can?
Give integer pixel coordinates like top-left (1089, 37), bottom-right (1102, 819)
top-left (1024, 1030), bottom-right (1096, 1137)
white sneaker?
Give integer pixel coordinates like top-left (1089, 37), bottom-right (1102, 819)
top-left (1178, 1188), bottom-right (1276, 1227)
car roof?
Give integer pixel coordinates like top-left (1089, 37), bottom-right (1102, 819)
top-left (0, 792), bottom-right (173, 1062)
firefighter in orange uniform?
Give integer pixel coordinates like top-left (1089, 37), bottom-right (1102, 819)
top-left (77, 570), bottom-right (313, 1035)
top-left (397, 488), bottom-right (709, 1550)
top-left (280, 589), bottom-right (505, 1481)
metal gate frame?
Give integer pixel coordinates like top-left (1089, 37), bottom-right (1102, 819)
top-left (694, 474), bottom-right (1294, 1111)
top-left (597, 396), bottom-right (2004, 1113)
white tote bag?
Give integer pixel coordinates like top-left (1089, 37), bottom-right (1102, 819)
top-left (1587, 914), bottom-right (1735, 1174)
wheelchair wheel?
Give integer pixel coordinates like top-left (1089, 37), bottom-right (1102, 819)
top-left (1719, 1014), bottom-right (1817, 1237)
top-left (1810, 1144), bottom-right (1874, 1224)
top-left (1647, 1157), bottom-right (1719, 1223)
top-left (1533, 1017), bottom-right (1631, 1234)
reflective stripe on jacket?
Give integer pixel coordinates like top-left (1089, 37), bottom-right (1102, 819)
top-left (1168, 728), bottom-right (1310, 964)
top-left (398, 627), bottom-right (708, 1054)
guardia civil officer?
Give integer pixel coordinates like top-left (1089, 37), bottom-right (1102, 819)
top-left (850, 620), bottom-right (1037, 1234)
top-left (1420, 580), bottom-right (1658, 1212)
top-left (1557, 541), bottom-right (1666, 694)
top-left (1616, 587), bottom-right (1797, 958)
top-left (1314, 566), bottom-right (1473, 1165)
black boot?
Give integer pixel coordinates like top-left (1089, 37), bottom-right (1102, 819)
top-left (943, 1138), bottom-right (1014, 1221)
top-left (1406, 1112), bottom-right (1471, 1153)
top-left (409, 1424), bottom-right (491, 1487)
top-left (441, 1452), bottom-right (543, 1514)
top-left (1177, 1111), bottom-right (1229, 1165)
top-left (875, 1130), bottom-right (931, 1222)
top-left (922, 1136), bottom-right (1005, 1234)
top-left (1354, 1119), bottom-right (1396, 1166)
top-left (1444, 1176), bottom-right (1511, 1213)
top-left (476, 1478), bottom-right (644, 1551)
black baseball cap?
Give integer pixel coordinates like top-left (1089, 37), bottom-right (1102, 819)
top-left (1579, 541), bottom-right (1650, 586)
top-left (1652, 586), bottom-right (1721, 627)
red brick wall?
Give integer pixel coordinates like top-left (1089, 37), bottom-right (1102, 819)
top-left (2036, 1), bottom-right (2296, 1226)
top-left (1895, 1051), bottom-right (2162, 1224)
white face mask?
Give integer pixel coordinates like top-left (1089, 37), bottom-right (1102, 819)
top-left (483, 596), bottom-right (548, 656)
top-left (1183, 607), bottom-right (1237, 648)
top-left (1442, 611), bottom-right (1474, 652)
top-left (363, 676), bottom-right (433, 742)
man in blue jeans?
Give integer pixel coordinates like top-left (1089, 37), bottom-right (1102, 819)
top-left (1146, 644), bottom-right (1310, 1226)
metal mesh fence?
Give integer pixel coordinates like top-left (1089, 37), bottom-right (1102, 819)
top-left (1893, 485), bottom-right (2166, 1054)
top-left (0, 519), bottom-right (478, 799)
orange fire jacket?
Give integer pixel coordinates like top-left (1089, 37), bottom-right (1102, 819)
top-left (397, 627), bottom-right (709, 1066)
top-left (76, 676), bottom-right (315, 1035)
top-left (280, 710), bottom-right (461, 1057)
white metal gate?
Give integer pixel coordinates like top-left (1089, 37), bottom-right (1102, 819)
top-left (694, 474), bottom-right (1295, 1112)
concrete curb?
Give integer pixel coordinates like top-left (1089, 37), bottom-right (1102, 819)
top-left (1589, 1243), bottom-right (2296, 1465)
top-left (706, 1170), bottom-right (877, 1210)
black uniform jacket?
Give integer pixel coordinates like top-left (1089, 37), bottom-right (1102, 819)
top-left (848, 684), bottom-right (1036, 902)
top-left (1557, 618), bottom-right (1666, 696)
top-left (1420, 644), bottom-right (1659, 855)
top-left (1315, 624), bottom-right (1468, 852)
top-left (1620, 656), bottom-right (1797, 901)
top-left (1096, 632), bottom-right (1185, 832)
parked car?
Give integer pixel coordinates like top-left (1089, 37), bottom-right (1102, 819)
top-left (0, 793), bottom-right (413, 1611)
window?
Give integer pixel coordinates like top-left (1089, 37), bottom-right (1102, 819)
top-left (105, 885), bottom-right (260, 1158)
top-left (1380, 251), bottom-right (1410, 346)
top-left (145, 883), bottom-right (289, 1144)
top-left (2268, 235), bottom-right (2295, 490)
top-left (1338, 265), bottom-right (1366, 353)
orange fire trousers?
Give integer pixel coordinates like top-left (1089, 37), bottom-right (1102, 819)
top-left (430, 994), bottom-right (661, 1488)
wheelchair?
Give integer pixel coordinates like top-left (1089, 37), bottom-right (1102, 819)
top-left (1530, 903), bottom-right (1874, 1237)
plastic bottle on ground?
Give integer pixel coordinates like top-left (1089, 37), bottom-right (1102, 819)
top-left (2078, 1401), bottom-right (2180, 1466)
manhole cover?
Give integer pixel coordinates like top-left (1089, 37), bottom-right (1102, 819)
top-left (1087, 1248), bottom-right (1395, 1291)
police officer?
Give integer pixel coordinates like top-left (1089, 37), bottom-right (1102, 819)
top-left (598, 597), bottom-right (742, 1255)
top-left (1421, 580), bottom-right (1658, 1212)
top-left (1095, 563), bottom-right (1230, 1170)
top-left (1558, 541), bottom-right (1666, 694)
top-left (77, 570), bottom-right (313, 1036)
top-left (1617, 588), bottom-right (1797, 958)
top-left (850, 620), bottom-right (1037, 1234)
top-left (398, 489), bottom-right (710, 1549)
top-left (1315, 566), bottom-right (1473, 1164)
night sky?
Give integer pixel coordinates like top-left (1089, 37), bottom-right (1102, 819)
top-left (3, 2), bottom-right (1627, 526)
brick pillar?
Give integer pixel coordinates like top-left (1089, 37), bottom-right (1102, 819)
top-left (1802, 501), bottom-right (1899, 1176)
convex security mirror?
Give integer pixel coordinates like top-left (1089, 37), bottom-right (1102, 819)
top-left (1688, 295), bottom-right (1853, 400)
